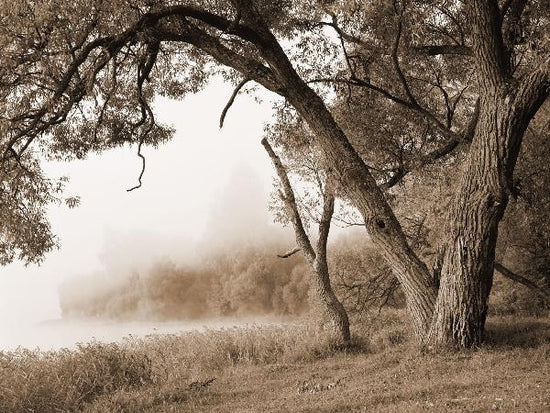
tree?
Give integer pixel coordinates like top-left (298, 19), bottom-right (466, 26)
top-left (0, 0), bottom-right (548, 349)
top-left (261, 134), bottom-right (350, 342)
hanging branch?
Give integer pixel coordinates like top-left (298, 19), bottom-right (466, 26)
top-left (127, 137), bottom-right (146, 192)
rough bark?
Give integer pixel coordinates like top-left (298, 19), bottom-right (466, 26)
top-left (157, 7), bottom-right (437, 339)
top-left (284, 85), bottom-right (437, 339)
top-left (241, 4), bottom-right (439, 339)
top-left (153, 2), bottom-right (548, 348)
top-left (27, 1), bottom-right (546, 349)
top-left (427, 0), bottom-right (549, 347)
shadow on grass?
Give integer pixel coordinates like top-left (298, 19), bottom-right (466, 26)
top-left (484, 317), bottom-right (550, 348)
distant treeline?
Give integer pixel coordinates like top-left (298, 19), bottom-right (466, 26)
top-left (59, 243), bottom-right (311, 320)
top-left (59, 229), bottom-right (547, 321)
top-left (58, 237), bottom-right (402, 321)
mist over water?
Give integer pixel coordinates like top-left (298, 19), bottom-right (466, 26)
top-left (0, 83), bottom-right (302, 351)
top-left (0, 318), bottom-right (282, 351)
top-left (1, 160), bottom-right (298, 351)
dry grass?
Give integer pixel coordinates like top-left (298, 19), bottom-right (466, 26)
top-left (1, 314), bottom-right (549, 413)
top-left (0, 342), bottom-right (153, 413)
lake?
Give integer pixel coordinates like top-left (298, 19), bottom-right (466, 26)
top-left (0, 318), bottom-right (275, 351)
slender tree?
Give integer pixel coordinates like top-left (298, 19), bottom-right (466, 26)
top-left (262, 136), bottom-right (350, 342)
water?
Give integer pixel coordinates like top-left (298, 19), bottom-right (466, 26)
top-left (0, 318), bottom-right (269, 351)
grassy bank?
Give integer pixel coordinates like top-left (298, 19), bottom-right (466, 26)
top-left (1, 313), bottom-right (549, 412)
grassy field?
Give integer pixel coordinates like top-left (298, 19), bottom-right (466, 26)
top-left (1, 312), bottom-right (549, 412)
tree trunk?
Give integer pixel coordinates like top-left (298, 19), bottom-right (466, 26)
top-left (285, 85), bottom-right (438, 339)
top-left (428, 74), bottom-right (548, 348)
top-left (172, 1), bottom-right (547, 348)
top-left (427, 97), bottom-right (508, 348)
top-left (262, 138), bottom-right (351, 343)
top-left (313, 259), bottom-right (351, 342)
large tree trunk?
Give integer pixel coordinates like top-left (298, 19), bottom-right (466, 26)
top-left (428, 71), bottom-right (549, 348)
top-left (427, 96), bottom-right (509, 348)
top-left (253, 21), bottom-right (438, 338)
top-left (426, 0), bottom-right (549, 348)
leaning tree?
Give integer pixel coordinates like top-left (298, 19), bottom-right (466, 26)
top-left (0, 0), bottom-right (548, 349)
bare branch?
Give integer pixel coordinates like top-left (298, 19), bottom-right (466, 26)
top-left (411, 44), bottom-right (472, 56)
top-left (392, 6), bottom-right (418, 106)
top-left (316, 184), bottom-right (335, 262)
top-left (494, 262), bottom-right (550, 301)
top-left (127, 138), bottom-right (146, 192)
top-left (219, 78), bottom-right (250, 128)
top-left (277, 247), bottom-right (301, 258)
top-left (262, 137), bottom-right (316, 262)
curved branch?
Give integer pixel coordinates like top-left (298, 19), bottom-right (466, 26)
top-left (392, 8), bottom-right (418, 106)
top-left (127, 137), bottom-right (146, 192)
top-left (219, 78), bottom-right (250, 128)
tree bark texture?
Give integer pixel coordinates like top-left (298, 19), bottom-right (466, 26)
top-left (148, 2), bottom-right (548, 348)
top-left (428, 70), bottom-right (549, 348)
top-left (426, 0), bottom-right (549, 348)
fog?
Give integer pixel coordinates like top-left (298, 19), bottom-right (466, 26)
top-left (0, 79), bottom-right (304, 350)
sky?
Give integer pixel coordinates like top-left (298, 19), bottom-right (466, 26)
top-left (0, 79), bottom-right (286, 330)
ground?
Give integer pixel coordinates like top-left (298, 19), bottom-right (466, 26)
top-left (79, 317), bottom-right (550, 413)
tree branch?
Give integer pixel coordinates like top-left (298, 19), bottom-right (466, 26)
top-left (277, 247), bottom-right (301, 258)
top-left (470, 1), bottom-right (510, 87)
top-left (411, 44), bottom-right (472, 56)
top-left (219, 78), bottom-right (250, 128)
top-left (262, 137), bottom-right (316, 262)
top-left (155, 23), bottom-right (282, 95)
top-left (392, 5), bottom-right (418, 106)
top-left (316, 183), bottom-right (335, 262)
top-left (127, 137), bottom-right (146, 192)
top-left (494, 262), bottom-right (550, 301)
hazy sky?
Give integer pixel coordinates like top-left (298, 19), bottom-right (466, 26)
top-left (0, 79), bottom-right (285, 329)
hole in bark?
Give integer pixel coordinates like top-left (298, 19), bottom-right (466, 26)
top-left (375, 219), bottom-right (386, 229)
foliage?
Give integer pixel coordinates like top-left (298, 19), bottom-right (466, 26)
top-left (493, 103), bottom-right (550, 315)
top-left (59, 242), bottom-right (312, 320)
top-left (58, 237), bottom-right (411, 322)
top-left (1, 0), bottom-right (546, 264)
top-left (0, 0), bottom-right (548, 350)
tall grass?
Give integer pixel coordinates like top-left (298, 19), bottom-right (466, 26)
top-left (0, 324), bottom-right (367, 413)
top-left (0, 342), bottom-right (152, 413)
top-left (4, 313), bottom-right (544, 413)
